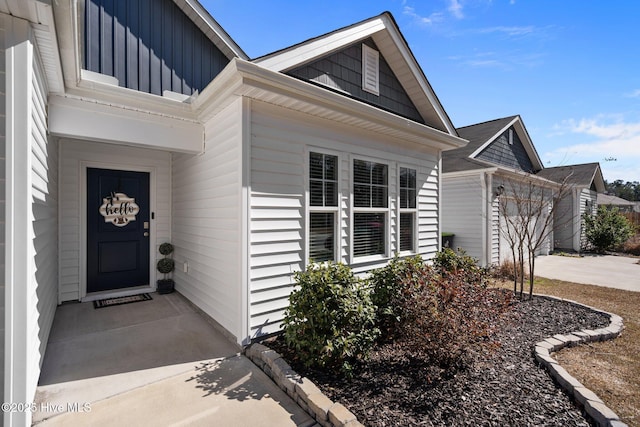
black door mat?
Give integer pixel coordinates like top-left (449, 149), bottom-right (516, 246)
top-left (93, 293), bottom-right (153, 309)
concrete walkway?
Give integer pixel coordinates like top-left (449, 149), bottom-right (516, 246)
top-left (535, 254), bottom-right (640, 292)
top-left (33, 292), bottom-right (314, 426)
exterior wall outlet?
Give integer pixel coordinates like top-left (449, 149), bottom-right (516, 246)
top-left (183, 261), bottom-right (188, 273)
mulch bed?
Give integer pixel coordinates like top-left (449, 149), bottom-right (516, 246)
top-left (268, 294), bottom-right (611, 426)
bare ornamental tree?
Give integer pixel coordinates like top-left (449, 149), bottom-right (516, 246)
top-left (497, 173), bottom-right (573, 300)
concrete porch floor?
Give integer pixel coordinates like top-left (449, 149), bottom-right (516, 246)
top-left (33, 292), bottom-right (314, 426)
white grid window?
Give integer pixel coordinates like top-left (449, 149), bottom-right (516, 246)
top-left (309, 152), bottom-right (338, 262)
top-left (353, 159), bottom-right (388, 257)
top-left (399, 167), bottom-right (417, 252)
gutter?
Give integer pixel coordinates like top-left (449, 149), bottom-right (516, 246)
top-left (194, 58), bottom-right (468, 152)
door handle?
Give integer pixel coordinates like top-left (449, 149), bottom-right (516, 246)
top-left (143, 232), bottom-right (149, 237)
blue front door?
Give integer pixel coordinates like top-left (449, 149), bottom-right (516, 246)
top-left (87, 168), bottom-right (150, 293)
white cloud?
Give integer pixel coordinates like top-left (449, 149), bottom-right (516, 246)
top-left (625, 89), bottom-right (640, 98)
top-left (547, 116), bottom-right (640, 181)
top-left (477, 25), bottom-right (535, 37)
top-left (448, 0), bottom-right (464, 19)
top-left (402, 6), bottom-right (444, 25)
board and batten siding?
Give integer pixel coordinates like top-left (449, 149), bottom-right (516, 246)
top-left (171, 98), bottom-right (244, 342)
top-left (441, 174), bottom-right (485, 262)
top-left (84, 0), bottom-right (230, 96)
top-left (59, 140), bottom-right (171, 302)
top-left (249, 101), bottom-right (441, 339)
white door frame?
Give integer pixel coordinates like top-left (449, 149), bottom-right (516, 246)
top-left (79, 161), bottom-right (158, 301)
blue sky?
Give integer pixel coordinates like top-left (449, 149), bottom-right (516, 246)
top-left (202, 0), bottom-right (640, 183)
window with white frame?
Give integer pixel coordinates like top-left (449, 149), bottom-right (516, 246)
top-left (309, 152), bottom-right (338, 262)
top-left (399, 167), bottom-right (417, 252)
top-left (353, 159), bottom-right (388, 257)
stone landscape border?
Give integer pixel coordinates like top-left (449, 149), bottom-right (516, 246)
top-left (533, 295), bottom-right (627, 427)
top-left (245, 295), bottom-right (627, 427)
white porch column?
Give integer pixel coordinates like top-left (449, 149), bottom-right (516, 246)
top-left (4, 15), bottom-right (35, 427)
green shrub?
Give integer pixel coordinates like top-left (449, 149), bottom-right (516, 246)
top-left (433, 247), bottom-right (489, 286)
top-left (369, 255), bottom-right (425, 341)
top-left (394, 263), bottom-right (512, 368)
top-left (583, 206), bottom-right (634, 253)
top-left (282, 262), bottom-right (379, 376)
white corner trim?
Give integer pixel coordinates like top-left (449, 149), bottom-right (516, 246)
top-left (468, 117), bottom-right (519, 159)
top-left (81, 69), bottom-right (119, 86)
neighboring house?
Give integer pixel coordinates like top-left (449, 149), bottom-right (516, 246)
top-left (1, 1), bottom-right (466, 423)
top-left (442, 116), bottom-right (559, 266)
top-left (537, 163), bottom-right (606, 251)
top-left (597, 193), bottom-right (637, 213)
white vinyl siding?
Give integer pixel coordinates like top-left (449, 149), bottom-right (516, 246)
top-left (3, 19), bottom-right (57, 426)
top-left (59, 140), bottom-right (171, 302)
top-left (553, 191), bottom-right (574, 250)
top-left (172, 98), bottom-right (244, 343)
top-left (441, 174), bottom-right (485, 261)
top-left (490, 195), bottom-right (500, 264)
top-left (31, 42), bottom-right (58, 375)
top-left (578, 188), bottom-right (598, 251)
top-left (248, 102), bottom-right (440, 339)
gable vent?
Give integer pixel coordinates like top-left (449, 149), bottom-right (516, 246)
top-left (362, 44), bottom-right (380, 95)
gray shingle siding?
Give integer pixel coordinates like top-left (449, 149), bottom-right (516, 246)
top-left (476, 127), bottom-right (535, 172)
top-left (287, 38), bottom-right (424, 124)
top-left (85, 0), bottom-right (230, 96)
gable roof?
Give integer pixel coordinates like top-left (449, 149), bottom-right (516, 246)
top-left (51, 0), bottom-right (248, 96)
top-left (536, 163), bottom-right (606, 192)
top-left (252, 12), bottom-right (457, 136)
top-left (597, 193), bottom-right (637, 207)
top-left (174, 0), bottom-right (248, 60)
top-left (443, 115), bottom-right (543, 173)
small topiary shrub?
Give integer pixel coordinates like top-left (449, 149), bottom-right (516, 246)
top-left (369, 255), bottom-right (425, 341)
top-left (282, 262), bottom-right (379, 376)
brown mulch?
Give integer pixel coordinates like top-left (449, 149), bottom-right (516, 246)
top-left (268, 294), bottom-right (611, 426)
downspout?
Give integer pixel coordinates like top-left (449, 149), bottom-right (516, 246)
top-left (480, 172), bottom-right (488, 266)
top-left (485, 172), bottom-right (494, 267)
top-left (438, 154), bottom-right (442, 252)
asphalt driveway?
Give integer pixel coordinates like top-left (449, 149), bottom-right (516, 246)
top-left (534, 254), bottom-right (640, 292)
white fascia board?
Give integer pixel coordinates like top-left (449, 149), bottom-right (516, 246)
top-left (176, 0), bottom-right (248, 60)
top-left (377, 14), bottom-right (457, 136)
top-left (442, 167), bottom-right (497, 179)
top-left (469, 116), bottom-right (519, 159)
top-left (468, 116), bottom-right (543, 171)
top-left (32, 2), bottom-right (65, 93)
top-left (253, 17), bottom-right (386, 71)
top-left (494, 167), bottom-right (562, 189)
top-left (512, 118), bottom-right (544, 170)
top-left (49, 95), bottom-right (204, 153)
top-left (222, 59), bottom-right (467, 151)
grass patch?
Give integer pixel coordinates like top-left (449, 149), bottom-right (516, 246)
top-left (495, 277), bottom-right (640, 426)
